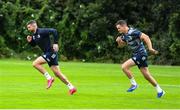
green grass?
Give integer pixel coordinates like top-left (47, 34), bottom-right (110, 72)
top-left (0, 59), bottom-right (180, 109)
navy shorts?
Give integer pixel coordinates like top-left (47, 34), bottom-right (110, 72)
top-left (132, 54), bottom-right (148, 69)
top-left (42, 52), bottom-right (58, 67)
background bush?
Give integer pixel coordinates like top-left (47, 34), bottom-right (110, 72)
top-left (0, 0), bottom-right (179, 65)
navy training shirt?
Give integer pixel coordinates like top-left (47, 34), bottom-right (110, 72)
top-left (29, 28), bottom-right (59, 53)
top-left (121, 27), bottom-right (147, 56)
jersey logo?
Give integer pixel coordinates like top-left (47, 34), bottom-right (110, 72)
top-left (51, 54), bottom-right (56, 59)
top-left (32, 36), bottom-right (35, 40)
top-left (43, 55), bottom-right (46, 58)
top-left (37, 35), bottom-right (41, 38)
top-left (142, 56), bottom-right (146, 61)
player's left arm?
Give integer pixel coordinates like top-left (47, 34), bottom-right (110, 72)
top-left (140, 33), bottom-right (159, 55)
top-left (45, 28), bottom-right (59, 52)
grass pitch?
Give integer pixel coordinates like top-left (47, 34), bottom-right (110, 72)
top-left (0, 59), bottom-right (180, 109)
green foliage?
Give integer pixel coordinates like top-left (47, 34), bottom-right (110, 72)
top-left (169, 12), bottom-right (180, 65)
top-left (0, 0), bottom-right (179, 65)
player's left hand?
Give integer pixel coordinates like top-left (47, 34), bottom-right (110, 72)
top-left (53, 44), bottom-right (59, 52)
top-left (149, 48), bottom-right (159, 55)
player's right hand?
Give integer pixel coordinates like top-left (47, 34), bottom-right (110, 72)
top-left (116, 36), bottom-right (126, 47)
top-left (27, 35), bottom-right (32, 42)
top-left (116, 36), bottom-right (123, 43)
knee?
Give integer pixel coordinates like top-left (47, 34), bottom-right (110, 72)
top-left (32, 61), bottom-right (38, 68)
top-left (121, 64), bottom-right (127, 71)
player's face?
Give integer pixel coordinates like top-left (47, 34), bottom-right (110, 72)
top-left (116, 24), bottom-right (126, 33)
top-left (27, 24), bottom-right (36, 32)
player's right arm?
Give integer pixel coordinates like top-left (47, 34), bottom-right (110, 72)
top-left (116, 36), bottom-right (126, 48)
top-left (27, 35), bottom-right (36, 46)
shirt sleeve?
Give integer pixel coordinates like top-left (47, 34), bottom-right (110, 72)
top-left (131, 29), bottom-right (142, 38)
top-left (44, 28), bottom-right (59, 44)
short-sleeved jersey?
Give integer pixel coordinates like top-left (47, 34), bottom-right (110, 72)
top-left (29, 28), bottom-right (59, 53)
top-left (121, 27), bottom-right (147, 56)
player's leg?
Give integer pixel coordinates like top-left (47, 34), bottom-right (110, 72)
top-left (121, 59), bottom-right (138, 92)
top-left (50, 65), bottom-right (70, 85)
top-left (50, 65), bottom-right (76, 95)
top-left (140, 67), bottom-right (157, 86)
top-left (32, 56), bottom-right (54, 89)
top-left (140, 67), bottom-right (165, 98)
top-left (122, 58), bottom-right (136, 79)
top-left (32, 56), bottom-right (47, 74)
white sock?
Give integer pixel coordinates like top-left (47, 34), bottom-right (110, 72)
top-left (67, 83), bottom-right (74, 89)
top-left (155, 84), bottom-right (163, 93)
top-left (44, 72), bottom-right (52, 80)
top-left (130, 77), bottom-right (137, 85)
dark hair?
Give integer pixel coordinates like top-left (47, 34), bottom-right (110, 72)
top-left (115, 20), bottom-right (127, 26)
top-left (27, 20), bottom-right (37, 25)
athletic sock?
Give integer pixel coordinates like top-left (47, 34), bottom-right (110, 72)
top-left (67, 83), bottom-right (74, 90)
top-left (155, 84), bottom-right (163, 93)
top-left (130, 77), bottom-right (137, 85)
top-left (44, 72), bottom-right (52, 80)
